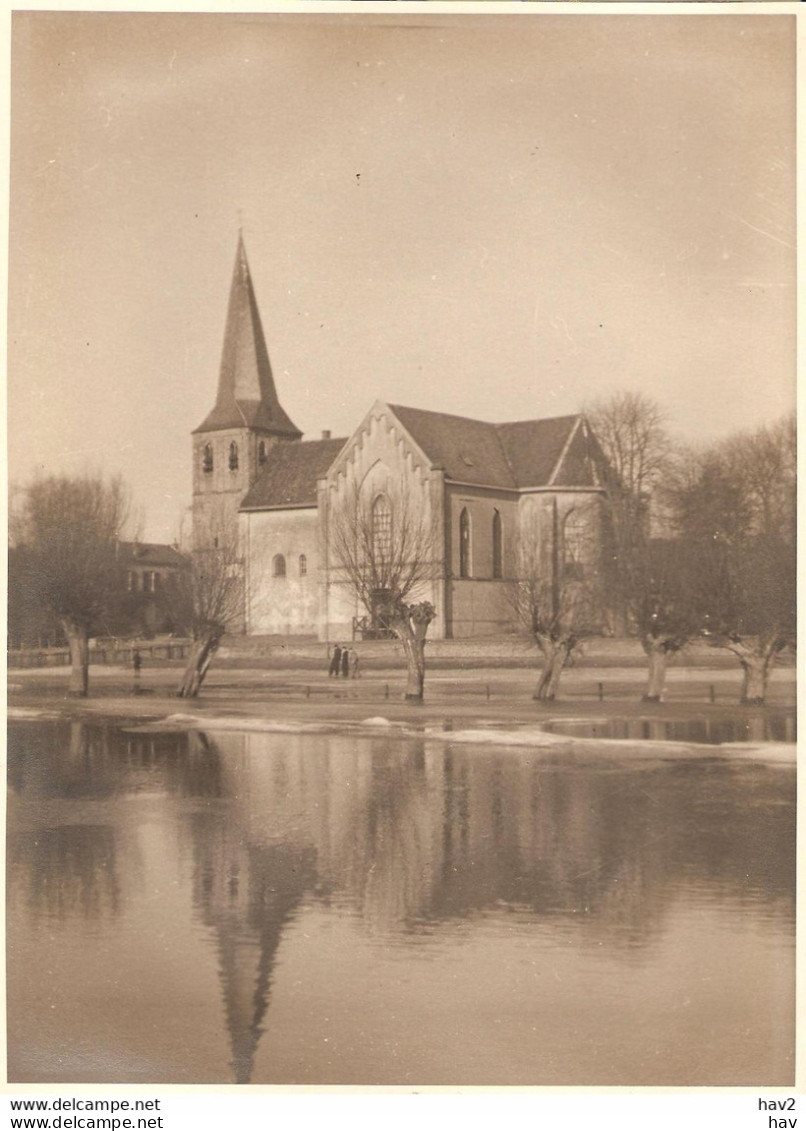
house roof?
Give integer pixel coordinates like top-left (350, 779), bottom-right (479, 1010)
top-left (194, 235), bottom-right (302, 438)
top-left (240, 438), bottom-right (347, 510)
top-left (389, 405), bottom-right (585, 489)
top-left (118, 542), bottom-right (186, 568)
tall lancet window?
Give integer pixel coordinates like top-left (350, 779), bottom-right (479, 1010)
top-left (229, 441), bottom-right (239, 471)
top-left (372, 494), bottom-right (392, 561)
top-left (202, 444), bottom-right (213, 474)
top-left (492, 509), bottom-right (503, 579)
top-left (459, 507), bottom-right (471, 578)
top-left (258, 440), bottom-right (267, 465)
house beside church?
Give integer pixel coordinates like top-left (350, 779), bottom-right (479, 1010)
top-left (192, 237), bottom-right (610, 641)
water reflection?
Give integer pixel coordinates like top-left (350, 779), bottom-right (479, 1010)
top-left (541, 711), bottom-right (796, 745)
top-left (186, 783), bottom-right (317, 1083)
top-left (10, 825), bottom-right (121, 922)
top-left (7, 720), bottom-right (795, 1085)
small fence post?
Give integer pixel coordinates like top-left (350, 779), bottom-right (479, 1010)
top-left (486, 684), bottom-right (490, 700)
top-left (306, 685), bottom-right (310, 699)
top-left (709, 684), bottom-right (716, 703)
top-left (385, 684), bottom-right (389, 699)
top-left (598, 682), bottom-right (604, 702)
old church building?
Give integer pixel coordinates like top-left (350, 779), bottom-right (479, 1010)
top-left (192, 238), bottom-right (609, 640)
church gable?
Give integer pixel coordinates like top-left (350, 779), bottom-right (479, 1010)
top-left (325, 402), bottom-right (437, 497)
top-left (551, 418), bottom-right (606, 488)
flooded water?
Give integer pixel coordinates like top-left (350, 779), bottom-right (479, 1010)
top-left (541, 711), bottom-right (796, 746)
top-left (7, 719), bottom-right (795, 1086)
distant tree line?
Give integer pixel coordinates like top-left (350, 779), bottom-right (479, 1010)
top-left (569, 392), bottom-right (795, 705)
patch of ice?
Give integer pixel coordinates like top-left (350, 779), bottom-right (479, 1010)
top-left (360, 717), bottom-right (397, 727)
top-left (8, 706), bottom-right (64, 720)
top-left (718, 742), bottom-right (796, 763)
top-left (421, 725), bottom-right (796, 760)
top-left (423, 727), bottom-right (572, 748)
top-left (144, 713), bottom-right (334, 735)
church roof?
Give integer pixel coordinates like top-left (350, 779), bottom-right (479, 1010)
top-left (388, 405), bottom-right (586, 489)
top-left (389, 405), bottom-right (518, 487)
top-left (497, 416), bottom-right (586, 487)
top-left (240, 437), bottom-right (347, 510)
top-left (194, 235), bottom-right (302, 438)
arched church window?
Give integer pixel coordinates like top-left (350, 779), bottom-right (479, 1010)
top-left (459, 508), bottom-right (471, 578)
top-left (372, 494), bottom-right (392, 561)
top-left (229, 441), bottom-right (239, 471)
top-left (492, 509), bottom-right (503, 579)
top-left (273, 554), bottom-right (286, 578)
top-left (202, 444), bottom-right (213, 474)
top-left (563, 510), bottom-right (588, 581)
top-left (299, 554), bottom-right (307, 577)
top-left (258, 440), bottom-right (267, 465)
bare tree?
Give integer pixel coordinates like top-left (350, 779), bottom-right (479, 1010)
top-left (328, 483), bottom-right (439, 702)
top-left (14, 473), bottom-right (129, 695)
top-left (164, 507), bottom-right (243, 698)
top-left (510, 498), bottom-right (604, 701)
top-left (717, 412), bottom-right (796, 540)
top-left (585, 390), bottom-right (708, 699)
top-left (586, 391), bottom-right (673, 632)
top-left (631, 537), bottom-right (702, 701)
top-left (670, 421), bottom-right (795, 705)
top-left (586, 390), bottom-right (671, 502)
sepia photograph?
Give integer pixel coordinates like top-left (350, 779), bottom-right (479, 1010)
top-left (6, 7), bottom-right (796, 1090)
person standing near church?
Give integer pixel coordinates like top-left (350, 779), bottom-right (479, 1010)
top-left (341, 647), bottom-right (350, 679)
top-left (328, 644), bottom-right (342, 677)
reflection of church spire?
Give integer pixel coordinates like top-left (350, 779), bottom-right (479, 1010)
top-left (185, 731), bottom-right (317, 1084)
top-left (211, 843), bottom-right (316, 1084)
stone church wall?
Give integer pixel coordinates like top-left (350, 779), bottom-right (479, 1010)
top-left (444, 484), bottom-right (518, 637)
top-left (243, 508), bottom-right (320, 635)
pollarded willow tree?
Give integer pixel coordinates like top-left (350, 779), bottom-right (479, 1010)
top-left (670, 419), bottom-right (796, 705)
top-left (14, 473), bottom-right (130, 696)
top-left (510, 498), bottom-right (605, 701)
top-left (630, 534), bottom-right (702, 701)
top-left (163, 507), bottom-right (243, 698)
top-left (585, 390), bottom-right (672, 633)
top-left (585, 391), bottom-right (706, 700)
top-left (329, 483), bottom-right (440, 702)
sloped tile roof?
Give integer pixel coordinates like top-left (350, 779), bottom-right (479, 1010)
top-left (389, 404), bottom-right (517, 488)
top-left (241, 438), bottom-right (347, 509)
top-left (196, 398), bottom-right (301, 435)
top-left (389, 405), bottom-right (582, 489)
top-left (497, 416), bottom-right (579, 487)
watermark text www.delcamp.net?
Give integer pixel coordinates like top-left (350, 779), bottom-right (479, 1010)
top-left (8, 1099), bottom-right (162, 1130)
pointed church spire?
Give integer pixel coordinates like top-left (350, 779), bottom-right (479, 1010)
top-left (194, 235), bottom-right (302, 437)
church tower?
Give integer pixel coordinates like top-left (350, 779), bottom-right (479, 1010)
top-left (192, 234), bottom-right (302, 553)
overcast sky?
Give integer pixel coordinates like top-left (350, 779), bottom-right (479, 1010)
top-left (9, 11), bottom-right (795, 542)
